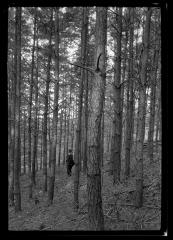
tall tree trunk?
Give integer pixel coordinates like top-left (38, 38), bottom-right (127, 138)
top-left (48, 109), bottom-right (52, 168)
top-left (40, 117), bottom-right (43, 170)
top-left (110, 7), bottom-right (122, 184)
top-left (74, 7), bottom-right (88, 211)
top-left (71, 104), bottom-right (75, 151)
top-left (14, 7), bottom-right (22, 212)
top-left (83, 69), bottom-right (89, 174)
top-left (120, 30), bottom-right (128, 158)
top-left (155, 76), bottom-right (161, 149)
top-left (148, 43), bottom-right (160, 162)
top-left (9, 26), bottom-right (16, 208)
top-left (35, 115), bottom-right (39, 172)
top-left (135, 8), bottom-right (152, 208)
top-left (23, 109), bottom-right (26, 174)
top-left (32, 24), bottom-right (39, 186)
top-left (87, 7), bottom-right (107, 230)
top-left (124, 8), bottom-right (134, 178)
top-left (28, 8), bottom-right (37, 198)
top-left (68, 80), bottom-right (72, 155)
top-left (58, 109), bottom-right (63, 166)
top-left (48, 7), bottom-right (60, 205)
top-left (63, 97), bottom-right (67, 165)
top-left (66, 89), bottom-right (70, 158)
top-left (43, 10), bottom-right (53, 193)
top-left (100, 107), bottom-right (104, 168)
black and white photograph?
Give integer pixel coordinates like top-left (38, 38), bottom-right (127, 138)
top-left (7, 4), bottom-right (167, 234)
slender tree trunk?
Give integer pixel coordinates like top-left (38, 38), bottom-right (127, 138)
top-left (87, 7), bottom-right (107, 230)
top-left (148, 45), bottom-right (159, 162)
top-left (66, 92), bottom-right (70, 157)
top-left (100, 108), bottom-right (104, 168)
top-left (83, 69), bottom-right (88, 174)
top-left (23, 109), bottom-right (26, 174)
top-left (48, 7), bottom-right (60, 205)
top-left (43, 10), bottom-right (53, 193)
top-left (48, 116), bottom-right (51, 168)
top-left (40, 117), bottom-right (43, 170)
top-left (134, 27), bottom-right (140, 156)
top-left (110, 7), bottom-right (122, 184)
top-left (9, 50), bottom-right (15, 206)
top-left (124, 8), bottom-right (134, 178)
top-left (155, 78), bottom-right (161, 150)
top-left (8, 46), bottom-right (16, 206)
top-left (135, 8), bottom-right (152, 208)
top-left (67, 83), bottom-right (72, 156)
top-left (74, 7), bottom-right (88, 211)
top-left (58, 109), bottom-right (63, 166)
top-left (63, 100), bottom-right (67, 165)
top-left (120, 30), bottom-right (128, 158)
top-left (28, 8), bottom-right (37, 198)
top-left (14, 7), bottom-right (22, 212)
top-left (32, 25), bottom-right (39, 186)
top-left (67, 83), bottom-right (72, 155)
top-left (35, 115), bottom-right (39, 172)
top-left (71, 104), bottom-right (75, 151)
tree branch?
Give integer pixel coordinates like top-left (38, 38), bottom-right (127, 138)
top-left (67, 61), bottom-right (95, 74)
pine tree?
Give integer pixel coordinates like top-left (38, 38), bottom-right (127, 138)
top-left (87, 7), bottom-right (107, 230)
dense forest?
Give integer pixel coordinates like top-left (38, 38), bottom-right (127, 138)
top-left (8, 6), bottom-right (162, 231)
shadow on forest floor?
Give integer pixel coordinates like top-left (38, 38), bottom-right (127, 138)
top-left (8, 150), bottom-right (161, 231)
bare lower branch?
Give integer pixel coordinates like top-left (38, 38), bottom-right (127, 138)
top-left (67, 61), bottom-right (95, 74)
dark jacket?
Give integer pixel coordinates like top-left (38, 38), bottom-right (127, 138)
top-left (66, 154), bottom-right (75, 167)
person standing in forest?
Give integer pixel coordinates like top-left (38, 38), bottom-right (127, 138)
top-left (66, 149), bottom-right (75, 176)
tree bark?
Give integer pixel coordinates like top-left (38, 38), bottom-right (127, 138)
top-left (23, 109), bottom-right (26, 174)
top-left (32, 22), bottom-right (39, 186)
top-left (43, 10), bottom-right (53, 193)
top-left (40, 117), bottom-right (43, 170)
top-left (83, 69), bottom-right (89, 174)
top-left (155, 75), bottom-right (161, 149)
top-left (28, 8), bottom-right (37, 198)
top-left (63, 95), bottom-right (67, 165)
top-left (8, 16), bottom-right (16, 208)
top-left (74, 7), bottom-right (88, 211)
top-left (58, 109), bottom-right (63, 166)
top-left (47, 7), bottom-right (60, 205)
top-left (135, 8), bottom-right (152, 208)
top-left (87, 7), bottom-right (107, 230)
top-left (110, 7), bottom-right (122, 184)
top-left (124, 8), bottom-right (134, 178)
top-left (148, 42), bottom-right (160, 162)
top-left (120, 29), bottom-right (128, 158)
top-left (14, 7), bottom-right (22, 212)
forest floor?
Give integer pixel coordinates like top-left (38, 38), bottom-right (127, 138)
top-left (8, 148), bottom-right (161, 231)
